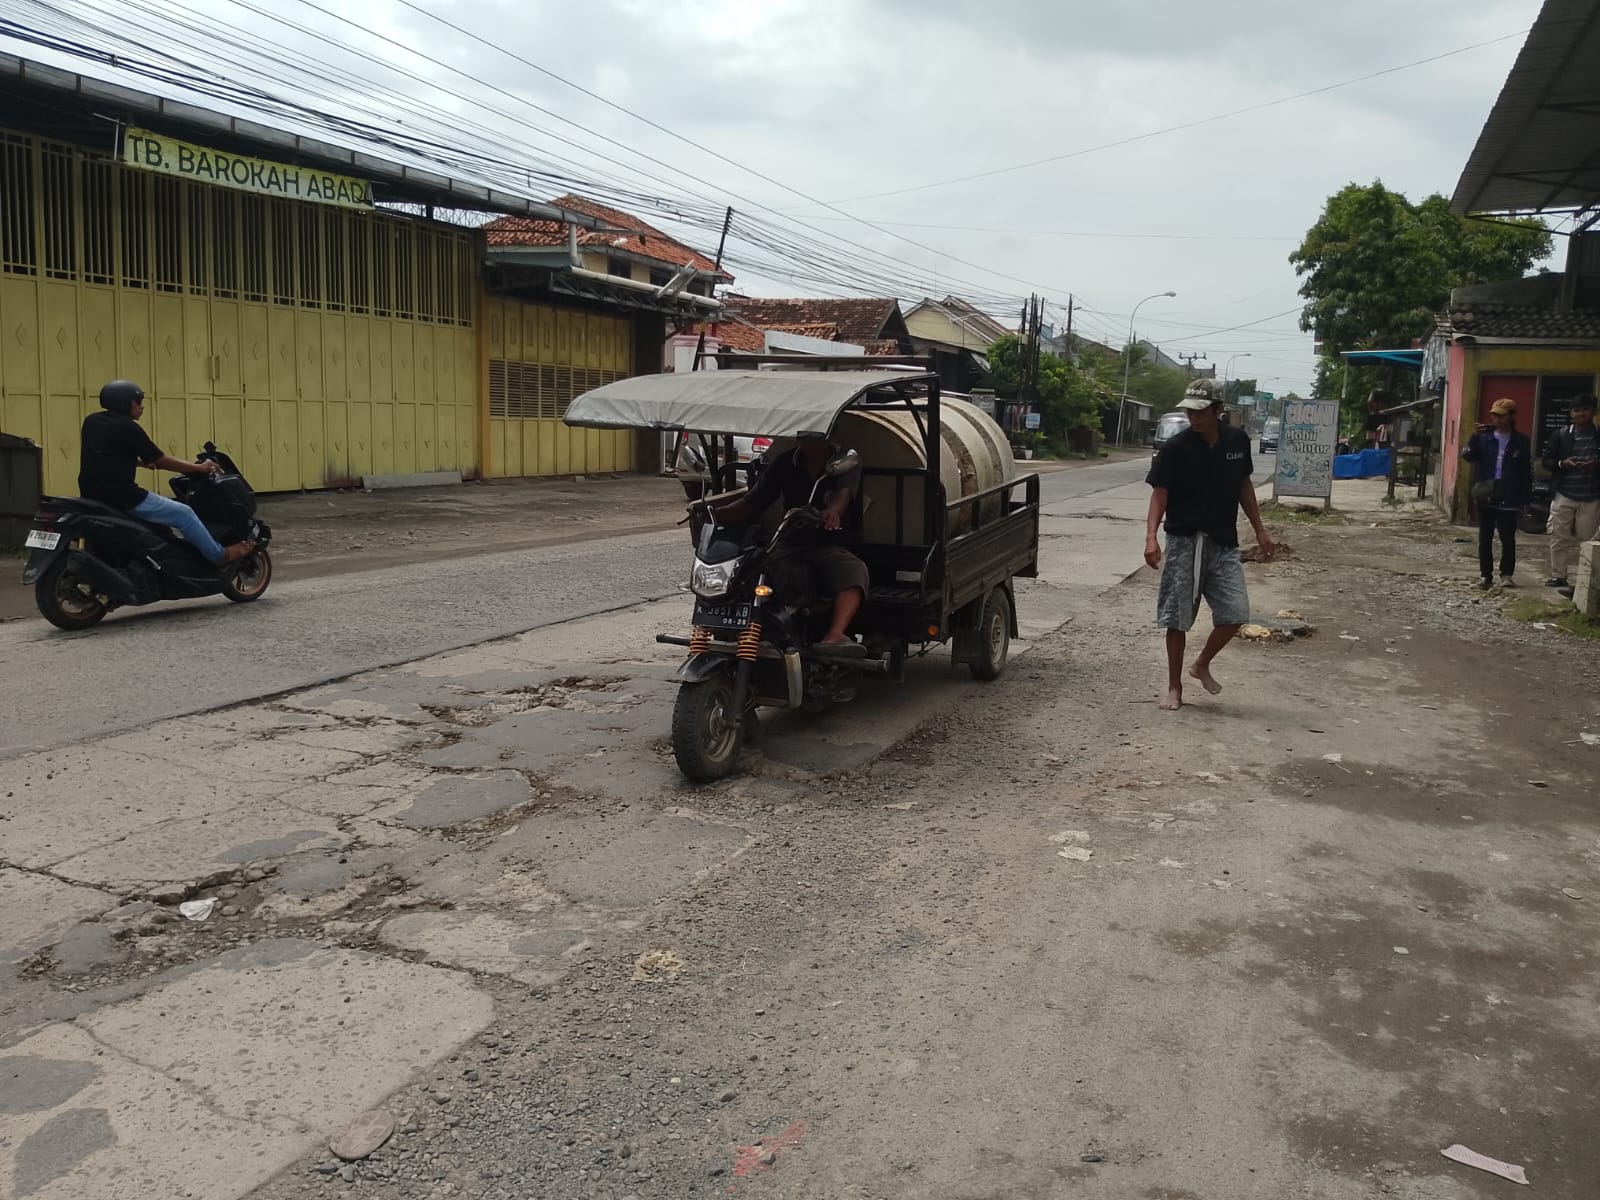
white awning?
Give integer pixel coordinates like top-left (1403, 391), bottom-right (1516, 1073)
top-left (564, 369), bottom-right (934, 438)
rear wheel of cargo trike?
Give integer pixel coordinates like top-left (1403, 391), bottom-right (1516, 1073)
top-left (968, 586), bottom-right (1011, 682)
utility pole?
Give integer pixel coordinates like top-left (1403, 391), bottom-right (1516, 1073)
top-left (1179, 352), bottom-right (1208, 377)
top-left (691, 206), bottom-right (734, 373)
top-left (1065, 295), bottom-right (1074, 359)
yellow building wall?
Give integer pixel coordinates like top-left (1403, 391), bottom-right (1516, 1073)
top-left (1447, 344), bottom-right (1600, 516)
top-left (905, 306), bottom-right (996, 352)
top-left (0, 128), bottom-right (480, 497)
top-left (483, 296), bottom-right (634, 477)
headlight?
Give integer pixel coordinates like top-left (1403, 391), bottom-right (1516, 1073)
top-left (691, 557), bottom-right (738, 599)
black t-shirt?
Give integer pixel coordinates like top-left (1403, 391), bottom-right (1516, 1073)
top-left (744, 448), bottom-right (860, 546)
top-left (1146, 425), bottom-right (1254, 547)
top-left (79, 411), bottom-right (163, 509)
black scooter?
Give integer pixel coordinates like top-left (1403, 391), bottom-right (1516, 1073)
top-left (21, 443), bottom-right (273, 631)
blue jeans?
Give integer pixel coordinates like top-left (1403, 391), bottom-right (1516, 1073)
top-left (129, 491), bottom-right (226, 564)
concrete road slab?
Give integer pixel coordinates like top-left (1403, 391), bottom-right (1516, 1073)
top-left (79, 940), bottom-right (493, 1133)
top-left (0, 746), bottom-right (267, 872)
top-left (275, 760), bottom-right (439, 820)
top-left (0, 870), bottom-right (116, 966)
top-left (384, 770), bottom-right (535, 829)
top-left (0, 1023), bottom-right (279, 1200)
top-left (379, 912), bottom-right (593, 987)
top-left (49, 804), bottom-right (349, 890)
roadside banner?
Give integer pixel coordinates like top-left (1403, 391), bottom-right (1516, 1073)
top-left (122, 127), bottom-right (374, 210)
top-left (1274, 398), bottom-right (1339, 500)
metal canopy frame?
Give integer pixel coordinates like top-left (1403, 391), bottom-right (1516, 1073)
top-left (1452, 0), bottom-right (1600, 216)
top-left (0, 50), bottom-right (602, 224)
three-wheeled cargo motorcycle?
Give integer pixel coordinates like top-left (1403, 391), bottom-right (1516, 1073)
top-left (564, 358), bottom-right (1041, 782)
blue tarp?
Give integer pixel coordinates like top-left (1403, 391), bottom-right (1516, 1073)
top-left (1333, 448), bottom-right (1390, 479)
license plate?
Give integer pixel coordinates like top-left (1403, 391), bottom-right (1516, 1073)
top-left (693, 601), bottom-right (751, 630)
top-left (24, 530), bottom-right (60, 550)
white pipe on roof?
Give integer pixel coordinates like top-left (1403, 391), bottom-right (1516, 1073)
top-left (567, 266), bottom-right (722, 311)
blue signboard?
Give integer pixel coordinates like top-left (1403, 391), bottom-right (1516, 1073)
top-left (1024, 412), bottom-right (1041, 430)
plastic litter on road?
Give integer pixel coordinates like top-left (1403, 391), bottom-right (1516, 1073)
top-left (178, 898), bottom-right (217, 922)
top-left (1441, 1143), bottom-right (1529, 1185)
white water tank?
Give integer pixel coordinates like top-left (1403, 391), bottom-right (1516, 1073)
top-left (770, 398), bottom-right (1019, 543)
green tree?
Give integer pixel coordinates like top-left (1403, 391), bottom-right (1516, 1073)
top-left (1290, 181), bottom-right (1549, 355)
top-left (986, 333), bottom-right (1114, 437)
top-left (987, 333), bottom-right (1027, 396)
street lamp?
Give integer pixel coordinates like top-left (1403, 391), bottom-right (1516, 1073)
top-left (1118, 290), bottom-right (1177, 445)
top-left (1222, 352), bottom-right (1252, 414)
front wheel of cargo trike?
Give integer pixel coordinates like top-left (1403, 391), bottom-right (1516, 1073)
top-left (671, 677), bottom-right (744, 783)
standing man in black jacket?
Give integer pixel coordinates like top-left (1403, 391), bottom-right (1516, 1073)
top-left (1462, 397), bottom-right (1534, 590)
top-left (1541, 392), bottom-right (1599, 592)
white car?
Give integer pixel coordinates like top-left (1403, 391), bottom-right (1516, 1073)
top-left (674, 433), bottom-right (771, 486)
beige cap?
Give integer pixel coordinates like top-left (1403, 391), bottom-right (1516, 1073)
top-left (1490, 398), bottom-right (1517, 416)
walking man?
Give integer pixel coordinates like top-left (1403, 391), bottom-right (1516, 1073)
top-left (1542, 393), bottom-right (1599, 592)
top-left (1461, 398), bottom-right (1534, 590)
top-left (1144, 380), bottom-right (1275, 711)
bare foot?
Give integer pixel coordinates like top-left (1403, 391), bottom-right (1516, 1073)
top-left (1188, 661), bottom-right (1223, 695)
top-left (818, 635), bottom-right (850, 646)
top-left (1160, 686), bottom-right (1183, 711)
top-left (220, 540), bottom-right (256, 565)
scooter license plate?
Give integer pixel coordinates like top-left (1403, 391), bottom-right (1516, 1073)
top-left (24, 530), bottom-right (60, 550)
top-left (692, 601), bottom-right (751, 630)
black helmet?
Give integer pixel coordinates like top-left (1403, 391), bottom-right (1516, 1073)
top-left (99, 380), bottom-right (145, 416)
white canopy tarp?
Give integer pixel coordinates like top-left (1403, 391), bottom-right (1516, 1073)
top-left (563, 370), bottom-right (932, 438)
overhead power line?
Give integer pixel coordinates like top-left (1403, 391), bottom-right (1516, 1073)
top-left (800, 30), bottom-right (1531, 207)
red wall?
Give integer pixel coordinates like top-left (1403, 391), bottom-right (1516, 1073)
top-left (1478, 375), bottom-right (1537, 436)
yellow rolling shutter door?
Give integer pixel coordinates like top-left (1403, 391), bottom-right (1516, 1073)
top-left (0, 127), bottom-right (480, 496)
top-left (485, 296), bottom-right (633, 478)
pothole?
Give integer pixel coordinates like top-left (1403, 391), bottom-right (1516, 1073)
top-left (424, 676), bottom-right (636, 728)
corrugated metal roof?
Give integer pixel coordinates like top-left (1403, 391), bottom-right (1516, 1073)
top-left (1452, 0), bottom-right (1600, 215)
top-left (0, 50), bottom-right (599, 225)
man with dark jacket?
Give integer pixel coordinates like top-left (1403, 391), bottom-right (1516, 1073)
top-left (79, 380), bottom-right (256, 565)
top-left (1540, 393), bottom-right (1599, 591)
top-left (1462, 397), bottom-right (1533, 590)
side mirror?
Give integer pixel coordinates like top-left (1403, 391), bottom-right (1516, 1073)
top-left (825, 449), bottom-right (861, 477)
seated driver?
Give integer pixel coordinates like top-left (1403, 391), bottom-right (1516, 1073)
top-left (711, 433), bottom-right (868, 647)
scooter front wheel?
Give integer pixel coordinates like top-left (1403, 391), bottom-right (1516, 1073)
top-left (222, 548), bottom-right (272, 603)
top-left (670, 677), bottom-right (744, 783)
top-left (35, 556), bottom-right (108, 631)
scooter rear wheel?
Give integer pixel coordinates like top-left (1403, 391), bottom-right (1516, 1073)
top-left (222, 548), bottom-right (272, 603)
top-left (670, 677), bottom-right (744, 783)
top-left (36, 557), bottom-right (107, 631)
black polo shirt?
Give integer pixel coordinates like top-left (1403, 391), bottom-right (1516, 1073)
top-left (79, 411), bottom-right (163, 509)
top-left (1147, 425), bottom-right (1254, 547)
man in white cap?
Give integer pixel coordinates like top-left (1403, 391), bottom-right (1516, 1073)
top-left (1144, 380), bottom-right (1275, 710)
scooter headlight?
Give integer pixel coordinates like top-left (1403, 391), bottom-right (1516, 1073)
top-left (691, 557), bottom-right (738, 599)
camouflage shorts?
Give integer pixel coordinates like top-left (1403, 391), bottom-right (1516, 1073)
top-left (1156, 533), bottom-right (1249, 632)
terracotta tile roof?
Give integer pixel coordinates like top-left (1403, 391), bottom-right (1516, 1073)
top-left (721, 296), bottom-right (909, 348)
top-left (709, 322), bottom-right (766, 353)
top-left (862, 340), bottom-right (909, 356)
top-left (1437, 305), bottom-right (1600, 342)
top-left (483, 195), bottom-right (731, 280)
top-left (765, 322), bottom-right (840, 341)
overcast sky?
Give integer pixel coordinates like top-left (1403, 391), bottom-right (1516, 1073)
top-left (9, 0), bottom-right (1548, 394)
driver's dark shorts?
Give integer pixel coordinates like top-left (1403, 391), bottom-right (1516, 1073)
top-left (774, 545), bottom-right (870, 598)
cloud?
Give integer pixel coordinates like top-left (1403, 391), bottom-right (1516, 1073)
top-left (7, 0), bottom-right (1551, 392)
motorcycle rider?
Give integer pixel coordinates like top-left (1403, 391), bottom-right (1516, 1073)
top-left (79, 380), bottom-right (256, 566)
top-left (708, 433), bottom-right (868, 647)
